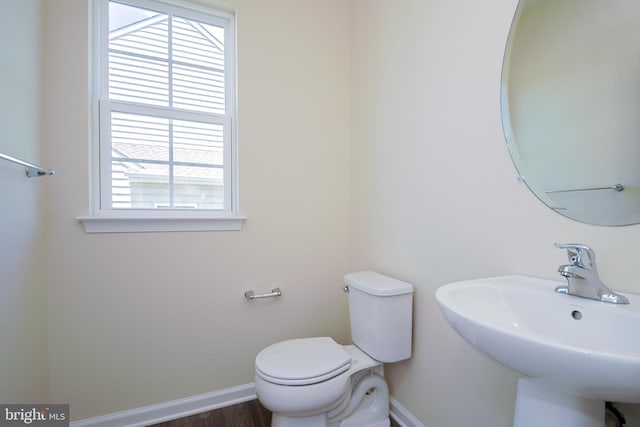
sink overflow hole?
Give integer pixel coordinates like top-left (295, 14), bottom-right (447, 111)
top-left (571, 310), bottom-right (582, 320)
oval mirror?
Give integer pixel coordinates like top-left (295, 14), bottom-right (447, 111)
top-left (501, 0), bottom-right (640, 225)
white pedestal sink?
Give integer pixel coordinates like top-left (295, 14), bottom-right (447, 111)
top-left (435, 275), bottom-right (640, 427)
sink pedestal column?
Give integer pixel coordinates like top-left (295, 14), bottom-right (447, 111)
top-left (513, 379), bottom-right (604, 427)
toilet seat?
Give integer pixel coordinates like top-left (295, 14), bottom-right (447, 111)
top-left (255, 337), bottom-right (352, 386)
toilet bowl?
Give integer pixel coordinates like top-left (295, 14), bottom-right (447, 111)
top-left (255, 339), bottom-right (388, 427)
top-left (254, 271), bottom-right (414, 427)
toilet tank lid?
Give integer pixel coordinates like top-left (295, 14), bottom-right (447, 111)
top-left (344, 271), bottom-right (413, 296)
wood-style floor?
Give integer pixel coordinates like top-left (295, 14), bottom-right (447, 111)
top-left (147, 399), bottom-right (400, 427)
top-left (148, 400), bottom-right (271, 427)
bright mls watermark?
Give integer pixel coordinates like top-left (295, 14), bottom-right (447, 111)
top-left (0, 405), bottom-right (68, 426)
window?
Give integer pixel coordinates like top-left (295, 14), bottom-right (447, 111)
top-left (81, 0), bottom-right (243, 232)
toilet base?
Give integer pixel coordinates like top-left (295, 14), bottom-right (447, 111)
top-left (331, 416), bottom-right (389, 427)
top-left (272, 413), bottom-right (327, 427)
top-left (272, 413), bottom-right (390, 427)
top-left (328, 371), bottom-right (390, 427)
top-left (270, 370), bottom-right (390, 427)
top-left (345, 421), bottom-right (388, 427)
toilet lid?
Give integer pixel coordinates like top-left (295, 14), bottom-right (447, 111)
top-left (255, 337), bottom-right (351, 386)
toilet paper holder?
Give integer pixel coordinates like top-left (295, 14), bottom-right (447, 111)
top-left (245, 287), bottom-right (282, 300)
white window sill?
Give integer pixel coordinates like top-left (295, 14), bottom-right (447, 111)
top-left (77, 216), bottom-right (246, 233)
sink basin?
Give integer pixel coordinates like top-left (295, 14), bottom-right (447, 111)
top-left (436, 275), bottom-right (640, 427)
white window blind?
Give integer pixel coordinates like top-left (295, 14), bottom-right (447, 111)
top-left (97, 0), bottom-right (237, 218)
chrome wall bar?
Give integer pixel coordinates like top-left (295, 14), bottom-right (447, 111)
top-left (0, 152), bottom-right (55, 177)
top-left (544, 183), bottom-right (624, 194)
top-left (245, 287), bottom-right (282, 300)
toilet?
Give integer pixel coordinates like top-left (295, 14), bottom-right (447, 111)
top-left (254, 271), bottom-right (414, 427)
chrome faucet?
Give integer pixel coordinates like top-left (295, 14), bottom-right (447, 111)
top-left (555, 243), bottom-right (629, 304)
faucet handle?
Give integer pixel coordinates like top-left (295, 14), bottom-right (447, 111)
top-left (555, 243), bottom-right (597, 272)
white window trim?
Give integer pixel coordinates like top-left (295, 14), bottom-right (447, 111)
top-left (79, 0), bottom-right (244, 233)
top-left (78, 215), bottom-right (245, 233)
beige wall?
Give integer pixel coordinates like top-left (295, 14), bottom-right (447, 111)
top-left (350, 0), bottom-right (640, 426)
top-left (0, 0), bottom-right (49, 404)
top-left (41, 0), bottom-right (351, 420)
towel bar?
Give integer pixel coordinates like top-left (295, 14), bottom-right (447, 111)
top-left (0, 152), bottom-right (55, 177)
top-left (245, 287), bottom-right (282, 300)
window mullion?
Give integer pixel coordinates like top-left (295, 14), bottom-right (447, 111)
top-left (168, 13), bottom-right (175, 208)
top-left (105, 100), bottom-right (226, 124)
top-left (169, 120), bottom-right (175, 208)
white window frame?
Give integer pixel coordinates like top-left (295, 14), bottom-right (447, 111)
top-left (80, 0), bottom-right (244, 233)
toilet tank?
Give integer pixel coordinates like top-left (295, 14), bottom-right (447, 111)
top-left (344, 271), bottom-right (413, 363)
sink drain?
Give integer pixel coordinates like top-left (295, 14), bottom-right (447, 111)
top-left (571, 310), bottom-right (582, 320)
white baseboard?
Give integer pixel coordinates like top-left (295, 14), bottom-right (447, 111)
top-left (70, 383), bottom-right (256, 427)
top-left (389, 396), bottom-right (426, 427)
top-left (71, 384), bottom-right (423, 427)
